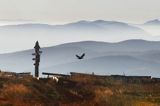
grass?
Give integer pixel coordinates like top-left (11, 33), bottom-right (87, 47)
top-left (0, 76), bottom-right (159, 106)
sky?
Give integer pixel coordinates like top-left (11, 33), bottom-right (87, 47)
top-left (0, 0), bottom-right (159, 24)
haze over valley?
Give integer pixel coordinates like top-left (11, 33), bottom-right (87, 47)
top-left (0, 19), bottom-right (159, 53)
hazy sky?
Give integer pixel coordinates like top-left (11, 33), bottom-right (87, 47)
top-left (0, 0), bottom-right (159, 24)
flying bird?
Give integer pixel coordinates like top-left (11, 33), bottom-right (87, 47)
top-left (76, 53), bottom-right (85, 59)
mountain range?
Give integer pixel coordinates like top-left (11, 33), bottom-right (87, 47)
top-left (0, 39), bottom-right (160, 77)
top-left (0, 19), bottom-right (160, 53)
top-left (0, 19), bottom-right (160, 77)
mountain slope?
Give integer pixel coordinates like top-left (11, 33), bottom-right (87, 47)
top-left (0, 40), bottom-right (160, 77)
top-left (0, 20), bottom-right (151, 53)
top-left (140, 19), bottom-right (160, 36)
top-left (144, 19), bottom-right (160, 26)
top-left (44, 55), bottom-right (160, 77)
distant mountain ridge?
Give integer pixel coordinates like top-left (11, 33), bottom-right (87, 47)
top-left (144, 19), bottom-right (160, 26)
top-left (0, 19), bottom-right (155, 53)
top-left (0, 20), bottom-right (144, 31)
top-left (0, 39), bottom-right (160, 77)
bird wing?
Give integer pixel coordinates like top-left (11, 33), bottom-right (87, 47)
top-left (76, 55), bottom-right (80, 58)
top-left (81, 53), bottom-right (85, 58)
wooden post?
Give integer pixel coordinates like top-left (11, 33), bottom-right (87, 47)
top-left (32, 41), bottom-right (42, 78)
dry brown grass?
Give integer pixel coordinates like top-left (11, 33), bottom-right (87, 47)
top-left (1, 83), bottom-right (31, 100)
top-left (0, 76), bottom-right (159, 106)
top-left (133, 101), bottom-right (159, 106)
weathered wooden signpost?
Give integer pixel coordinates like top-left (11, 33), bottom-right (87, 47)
top-left (32, 41), bottom-right (42, 78)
